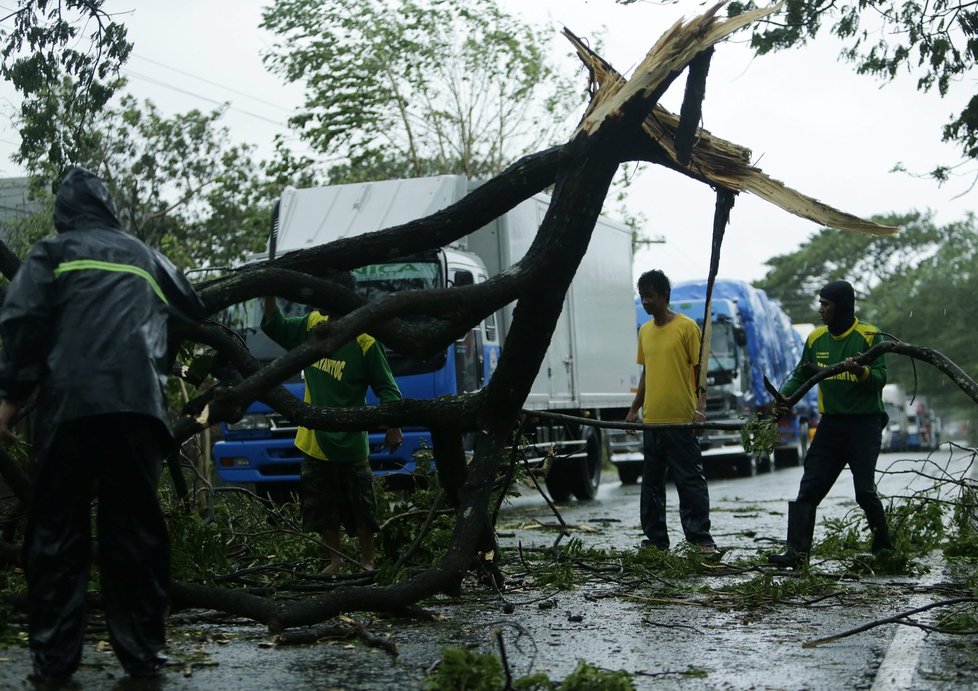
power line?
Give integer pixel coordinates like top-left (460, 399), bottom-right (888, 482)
top-left (0, 11), bottom-right (295, 130)
top-left (122, 69), bottom-right (289, 128)
top-left (131, 54), bottom-right (293, 114)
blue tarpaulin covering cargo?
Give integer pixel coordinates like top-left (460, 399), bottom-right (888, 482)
top-left (641, 278), bottom-right (816, 413)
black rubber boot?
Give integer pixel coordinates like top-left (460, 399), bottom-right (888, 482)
top-left (861, 500), bottom-right (894, 554)
top-left (870, 522), bottom-right (894, 553)
top-left (768, 501), bottom-right (817, 569)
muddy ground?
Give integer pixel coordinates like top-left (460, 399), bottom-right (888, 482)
top-left (2, 448), bottom-right (977, 689)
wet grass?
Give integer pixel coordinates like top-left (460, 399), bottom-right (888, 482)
top-left (423, 650), bottom-right (635, 690)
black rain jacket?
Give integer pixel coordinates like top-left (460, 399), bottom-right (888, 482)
top-left (0, 167), bottom-right (206, 445)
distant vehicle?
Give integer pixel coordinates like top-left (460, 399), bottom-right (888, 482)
top-left (608, 279), bottom-right (818, 480)
top-left (945, 419), bottom-right (972, 443)
top-left (881, 383), bottom-right (907, 452)
top-left (212, 175), bottom-right (638, 502)
top-left (881, 383), bottom-right (941, 452)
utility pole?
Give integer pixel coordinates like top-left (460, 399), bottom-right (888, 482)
top-left (633, 234), bottom-right (666, 253)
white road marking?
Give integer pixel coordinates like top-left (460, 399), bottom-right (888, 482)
top-left (871, 553), bottom-right (943, 691)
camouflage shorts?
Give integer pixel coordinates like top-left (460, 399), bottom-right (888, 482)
top-left (300, 455), bottom-right (378, 536)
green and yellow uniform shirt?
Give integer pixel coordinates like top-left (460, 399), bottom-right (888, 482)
top-left (636, 313), bottom-right (700, 424)
top-left (261, 309), bottom-right (402, 462)
top-left (780, 319), bottom-right (886, 415)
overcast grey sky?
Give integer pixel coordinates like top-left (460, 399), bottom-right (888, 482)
top-left (0, 0), bottom-right (972, 287)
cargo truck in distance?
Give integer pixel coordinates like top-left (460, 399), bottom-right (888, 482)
top-left (881, 383), bottom-right (942, 452)
top-left (213, 176), bottom-right (638, 503)
top-left (608, 279), bottom-right (818, 481)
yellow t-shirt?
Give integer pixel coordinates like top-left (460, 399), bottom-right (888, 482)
top-left (636, 313), bottom-right (701, 423)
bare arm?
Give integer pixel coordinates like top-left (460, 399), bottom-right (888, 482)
top-left (263, 296), bottom-right (278, 319)
top-left (693, 365), bottom-right (706, 420)
top-left (0, 399), bottom-right (21, 445)
top-left (625, 367), bottom-right (645, 424)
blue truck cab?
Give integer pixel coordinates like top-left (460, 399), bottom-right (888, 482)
top-left (213, 251), bottom-right (501, 494)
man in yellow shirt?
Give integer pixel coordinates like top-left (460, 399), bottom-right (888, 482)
top-left (625, 270), bottom-right (716, 553)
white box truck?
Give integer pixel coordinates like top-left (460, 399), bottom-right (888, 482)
top-left (213, 175), bottom-right (638, 501)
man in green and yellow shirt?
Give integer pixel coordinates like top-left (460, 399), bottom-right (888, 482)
top-left (262, 273), bottom-right (402, 574)
top-left (768, 280), bottom-right (891, 568)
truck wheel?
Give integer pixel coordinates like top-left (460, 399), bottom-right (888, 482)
top-left (758, 453), bottom-right (773, 473)
top-left (569, 428), bottom-right (603, 501)
top-left (736, 454), bottom-right (758, 477)
top-left (774, 421), bottom-right (809, 469)
top-left (545, 464), bottom-right (572, 503)
top-left (617, 464), bottom-right (641, 485)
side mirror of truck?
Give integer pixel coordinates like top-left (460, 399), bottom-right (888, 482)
top-left (452, 270), bottom-right (475, 287)
top-left (734, 326), bottom-right (747, 347)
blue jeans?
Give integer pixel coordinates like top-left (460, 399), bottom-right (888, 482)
top-left (640, 428), bottom-right (714, 548)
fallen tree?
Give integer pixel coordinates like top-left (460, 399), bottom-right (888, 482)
top-left (2, 2), bottom-right (937, 631)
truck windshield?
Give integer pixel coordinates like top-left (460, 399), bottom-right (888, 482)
top-left (355, 261), bottom-right (440, 300)
top-left (220, 260), bottom-right (445, 377)
top-left (354, 261), bottom-right (446, 376)
top-left (706, 321), bottom-right (737, 374)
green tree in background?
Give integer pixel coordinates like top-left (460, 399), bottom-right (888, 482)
top-left (723, 0), bottom-right (978, 179)
top-left (0, 3), bottom-right (320, 271)
top-left (0, 0), bottom-right (131, 174)
top-left (755, 211), bottom-right (978, 414)
top-left (260, 0), bottom-right (581, 182)
top-left (754, 211), bottom-right (945, 320)
top-left (9, 82), bottom-right (320, 270)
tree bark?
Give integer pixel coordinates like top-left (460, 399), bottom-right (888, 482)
top-left (772, 341), bottom-right (978, 408)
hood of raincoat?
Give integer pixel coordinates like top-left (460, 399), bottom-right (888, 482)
top-left (820, 279), bottom-right (856, 336)
top-left (54, 166), bottom-right (123, 233)
top-left (0, 167), bottom-right (206, 447)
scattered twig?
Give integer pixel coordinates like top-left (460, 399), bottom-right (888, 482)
top-left (493, 627), bottom-right (514, 690)
top-left (519, 450), bottom-right (571, 553)
top-left (486, 621), bottom-right (539, 680)
top-left (276, 615), bottom-right (398, 656)
top-left (640, 617), bottom-right (704, 634)
top-left (391, 489), bottom-right (450, 572)
top-left (803, 597), bottom-right (978, 648)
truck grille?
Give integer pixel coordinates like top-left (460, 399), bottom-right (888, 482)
top-left (259, 463), bottom-right (301, 477)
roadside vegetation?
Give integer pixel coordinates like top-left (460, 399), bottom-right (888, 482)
top-left (1, 0), bottom-right (978, 686)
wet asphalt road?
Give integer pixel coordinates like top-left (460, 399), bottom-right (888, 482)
top-left (1, 446), bottom-right (976, 689)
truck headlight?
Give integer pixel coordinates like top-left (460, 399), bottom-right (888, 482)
top-left (219, 456), bottom-right (252, 468)
top-left (226, 413), bottom-right (273, 431)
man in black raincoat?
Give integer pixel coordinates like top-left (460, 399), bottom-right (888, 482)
top-left (0, 166), bottom-right (205, 682)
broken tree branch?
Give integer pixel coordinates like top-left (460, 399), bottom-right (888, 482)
top-left (771, 340), bottom-right (978, 410)
top-left (803, 597), bottom-right (978, 648)
top-left (676, 47), bottom-right (713, 165)
top-left (562, 7), bottom-right (899, 237)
